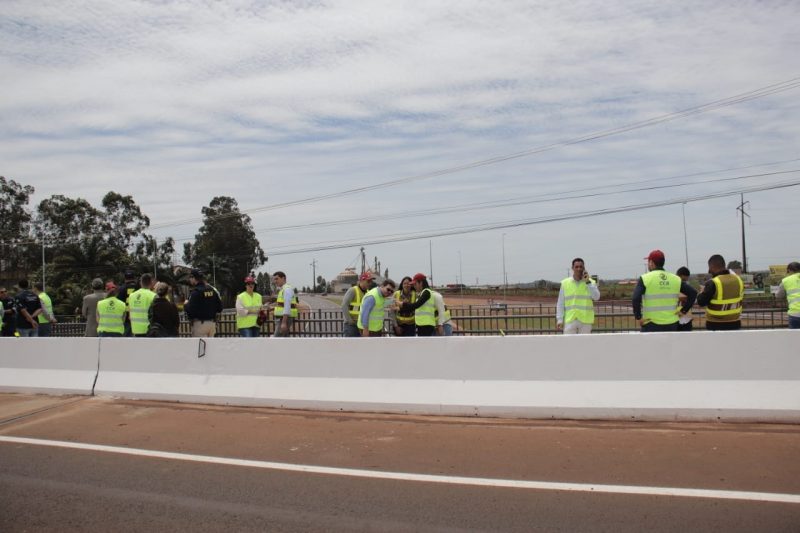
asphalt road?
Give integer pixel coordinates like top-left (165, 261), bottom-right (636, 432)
top-left (1, 394), bottom-right (799, 532)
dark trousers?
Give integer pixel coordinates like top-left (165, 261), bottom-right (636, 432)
top-left (706, 321), bottom-right (741, 331)
top-left (416, 325), bottom-right (436, 336)
top-left (396, 323), bottom-right (416, 337)
top-left (789, 316), bottom-right (800, 329)
top-left (641, 322), bottom-right (678, 333)
top-left (676, 321), bottom-right (693, 332)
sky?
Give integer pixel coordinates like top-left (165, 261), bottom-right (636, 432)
top-left (2, 1), bottom-right (799, 286)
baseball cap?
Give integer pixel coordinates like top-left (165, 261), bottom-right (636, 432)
top-left (190, 268), bottom-right (204, 278)
top-left (123, 269), bottom-right (135, 279)
top-left (105, 281), bottom-right (117, 291)
top-left (244, 276), bottom-right (256, 284)
top-left (359, 272), bottom-right (373, 281)
top-left (645, 250), bottom-right (665, 263)
top-left (411, 273), bottom-right (427, 283)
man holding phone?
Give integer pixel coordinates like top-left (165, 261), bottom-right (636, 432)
top-left (556, 258), bottom-right (600, 334)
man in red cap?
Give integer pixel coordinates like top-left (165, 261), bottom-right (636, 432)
top-left (399, 273), bottom-right (438, 336)
top-left (341, 271), bottom-right (374, 337)
top-left (632, 250), bottom-right (697, 332)
top-left (236, 276), bottom-right (263, 337)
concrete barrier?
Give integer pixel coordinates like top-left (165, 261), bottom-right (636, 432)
top-left (0, 338), bottom-right (99, 395)
top-left (92, 330), bottom-right (800, 422)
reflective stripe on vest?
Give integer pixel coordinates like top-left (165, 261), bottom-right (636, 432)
top-left (415, 288), bottom-right (436, 327)
top-left (357, 287), bottom-right (386, 332)
top-left (782, 273), bottom-right (800, 317)
top-left (37, 292), bottom-right (53, 324)
top-left (236, 291), bottom-right (262, 329)
top-left (349, 285), bottom-right (365, 319)
top-left (561, 277), bottom-right (595, 324)
top-left (394, 289), bottom-right (416, 324)
top-left (641, 270), bottom-right (681, 325)
top-left (706, 273), bottom-right (744, 322)
top-left (275, 284), bottom-right (298, 318)
top-left (129, 288), bottom-right (156, 334)
top-left (97, 297), bottom-right (125, 334)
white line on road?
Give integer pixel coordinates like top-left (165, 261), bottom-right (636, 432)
top-left (2, 435), bottom-right (798, 504)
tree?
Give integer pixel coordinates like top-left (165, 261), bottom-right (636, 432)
top-left (315, 275), bottom-right (327, 293)
top-left (0, 176), bottom-right (35, 274)
top-left (185, 197), bottom-right (266, 304)
top-left (100, 192), bottom-right (150, 251)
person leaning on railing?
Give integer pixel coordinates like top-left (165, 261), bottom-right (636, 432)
top-left (776, 261), bottom-right (800, 329)
top-left (358, 279), bottom-right (396, 337)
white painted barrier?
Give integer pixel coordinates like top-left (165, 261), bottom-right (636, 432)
top-left (0, 338), bottom-right (99, 395)
top-left (92, 330), bottom-right (800, 422)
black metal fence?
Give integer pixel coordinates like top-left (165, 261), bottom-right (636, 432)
top-left (47, 301), bottom-right (790, 337)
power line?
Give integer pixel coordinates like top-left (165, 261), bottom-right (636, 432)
top-left (150, 76), bottom-right (800, 230)
top-left (263, 179), bottom-right (800, 256)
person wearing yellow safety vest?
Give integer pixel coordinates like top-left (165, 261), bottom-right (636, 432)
top-left (696, 254), bottom-right (744, 331)
top-left (776, 261), bottom-right (800, 329)
top-left (272, 271), bottom-right (298, 337)
top-left (399, 273), bottom-right (437, 336)
top-left (96, 281), bottom-right (126, 337)
top-left (341, 272), bottom-right (373, 337)
top-left (632, 250), bottom-right (697, 332)
top-left (236, 276), bottom-right (264, 337)
top-left (432, 290), bottom-right (453, 336)
top-left (33, 282), bottom-right (58, 337)
top-left (556, 258), bottom-right (600, 334)
top-left (358, 279), bottom-right (397, 337)
top-left (128, 274), bottom-right (156, 337)
top-left (391, 276), bottom-right (417, 337)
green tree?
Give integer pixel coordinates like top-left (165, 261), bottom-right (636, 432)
top-left (0, 176), bottom-right (35, 274)
top-left (185, 197), bottom-right (266, 304)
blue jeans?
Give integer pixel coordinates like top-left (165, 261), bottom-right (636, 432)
top-left (789, 316), bottom-right (800, 329)
top-left (342, 323), bottom-right (360, 337)
top-left (239, 327), bottom-right (260, 338)
top-left (17, 327), bottom-right (38, 337)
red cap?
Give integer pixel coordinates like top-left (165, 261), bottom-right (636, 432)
top-left (244, 276), bottom-right (256, 284)
top-left (359, 272), bottom-right (373, 281)
top-left (105, 281), bottom-right (117, 291)
top-left (411, 273), bottom-right (427, 283)
top-left (645, 250), bottom-right (665, 262)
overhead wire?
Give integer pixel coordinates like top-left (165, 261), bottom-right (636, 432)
top-left (149, 76), bottom-right (800, 230)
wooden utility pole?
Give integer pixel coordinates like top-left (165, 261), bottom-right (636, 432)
top-left (736, 194), bottom-right (750, 273)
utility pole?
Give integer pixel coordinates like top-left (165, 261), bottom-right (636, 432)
top-left (152, 236), bottom-right (158, 279)
top-left (737, 194), bottom-right (750, 273)
top-left (212, 253), bottom-right (217, 287)
top-left (502, 233), bottom-right (507, 303)
top-left (458, 250), bottom-right (464, 300)
top-left (360, 247), bottom-right (366, 276)
top-left (310, 258), bottom-right (317, 293)
top-left (429, 240), bottom-right (433, 287)
top-left (681, 203), bottom-right (689, 268)
top-left (41, 234), bottom-right (46, 292)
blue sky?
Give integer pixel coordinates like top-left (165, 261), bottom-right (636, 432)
top-left (2, 1), bottom-right (798, 285)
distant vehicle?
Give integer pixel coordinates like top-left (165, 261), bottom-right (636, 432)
top-left (446, 284), bottom-right (467, 289)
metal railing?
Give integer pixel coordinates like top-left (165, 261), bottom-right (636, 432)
top-left (45, 302), bottom-right (791, 337)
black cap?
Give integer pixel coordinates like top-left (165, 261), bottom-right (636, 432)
top-left (124, 269), bottom-right (135, 279)
top-left (190, 268), bottom-right (204, 279)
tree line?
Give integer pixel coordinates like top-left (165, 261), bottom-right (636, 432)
top-left (0, 176), bottom-right (266, 313)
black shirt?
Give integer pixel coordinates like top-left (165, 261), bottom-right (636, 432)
top-left (14, 289), bottom-right (42, 329)
top-left (185, 282), bottom-right (223, 321)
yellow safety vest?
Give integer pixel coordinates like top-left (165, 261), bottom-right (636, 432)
top-left (641, 270), bottom-right (681, 325)
top-left (357, 287), bottom-right (386, 332)
top-left (561, 277), bottom-right (595, 324)
top-left (705, 273), bottom-right (744, 323)
top-left (236, 291), bottom-right (263, 329)
top-left (349, 285), bottom-right (365, 320)
top-left (97, 297), bottom-right (126, 334)
top-left (782, 273), bottom-right (800, 317)
top-left (275, 284), bottom-right (299, 318)
top-left (128, 288), bottom-right (156, 335)
top-left (394, 289), bottom-right (416, 325)
top-left (415, 288), bottom-right (436, 327)
top-left (37, 292), bottom-right (54, 324)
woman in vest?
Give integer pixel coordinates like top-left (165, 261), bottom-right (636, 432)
top-left (358, 279), bottom-right (396, 337)
top-left (148, 282), bottom-right (180, 337)
top-left (391, 276), bottom-right (417, 337)
top-left (236, 276), bottom-right (263, 337)
top-left (399, 273), bottom-right (437, 336)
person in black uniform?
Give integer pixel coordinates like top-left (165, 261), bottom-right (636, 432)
top-left (1, 287), bottom-right (17, 337)
top-left (116, 269), bottom-right (139, 337)
top-left (184, 269), bottom-right (222, 337)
